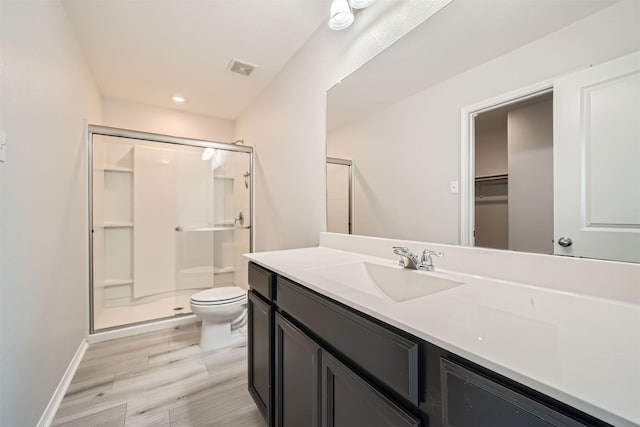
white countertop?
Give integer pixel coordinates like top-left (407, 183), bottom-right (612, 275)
top-left (246, 246), bottom-right (640, 427)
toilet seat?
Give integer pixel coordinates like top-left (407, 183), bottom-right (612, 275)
top-left (190, 287), bottom-right (247, 305)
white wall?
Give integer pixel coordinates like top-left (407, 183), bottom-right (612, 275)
top-left (475, 126), bottom-right (507, 177)
top-left (235, 1), bottom-right (452, 251)
top-left (508, 99), bottom-right (554, 254)
top-left (327, 0), bottom-right (640, 244)
top-left (102, 97), bottom-right (235, 143)
top-left (0, 1), bottom-right (102, 425)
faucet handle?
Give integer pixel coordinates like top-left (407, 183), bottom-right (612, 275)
top-left (422, 249), bottom-right (443, 258)
top-left (421, 249), bottom-right (443, 265)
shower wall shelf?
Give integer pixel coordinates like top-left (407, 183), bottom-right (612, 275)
top-left (101, 167), bottom-right (134, 173)
top-left (179, 266), bottom-right (235, 275)
top-left (175, 225), bottom-right (251, 232)
top-left (102, 279), bottom-right (134, 287)
top-left (101, 223), bottom-right (134, 228)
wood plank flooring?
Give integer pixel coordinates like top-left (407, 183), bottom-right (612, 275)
top-left (53, 323), bottom-right (265, 427)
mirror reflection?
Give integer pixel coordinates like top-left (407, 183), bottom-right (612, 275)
top-left (326, 0), bottom-right (640, 263)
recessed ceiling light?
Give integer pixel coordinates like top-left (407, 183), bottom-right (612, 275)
top-left (172, 96), bottom-right (185, 103)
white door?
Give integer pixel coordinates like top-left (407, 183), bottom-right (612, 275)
top-left (554, 51), bottom-right (640, 263)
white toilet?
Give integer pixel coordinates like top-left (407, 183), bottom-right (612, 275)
top-left (190, 286), bottom-right (248, 350)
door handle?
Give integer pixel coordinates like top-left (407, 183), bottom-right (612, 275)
top-left (557, 237), bottom-right (573, 247)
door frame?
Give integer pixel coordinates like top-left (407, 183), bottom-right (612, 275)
top-left (459, 81), bottom-right (553, 247)
top-left (326, 157), bottom-right (353, 234)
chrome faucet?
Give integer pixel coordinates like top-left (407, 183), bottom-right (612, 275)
top-left (393, 246), bottom-right (443, 272)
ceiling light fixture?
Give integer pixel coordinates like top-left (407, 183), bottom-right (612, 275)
top-left (172, 96), bottom-right (185, 103)
top-left (349, 0), bottom-right (376, 9)
top-left (328, 0), bottom-right (354, 31)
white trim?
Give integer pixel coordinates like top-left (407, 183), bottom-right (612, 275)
top-left (36, 339), bottom-right (89, 427)
top-left (459, 80), bottom-right (554, 247)
top-left (87, 315), bottom-right (198, 344)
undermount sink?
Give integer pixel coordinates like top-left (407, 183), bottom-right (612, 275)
top-left (307, 261), bottom-right (464, 302)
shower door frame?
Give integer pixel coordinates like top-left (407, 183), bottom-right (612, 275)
top-left (87, 125), bottom-right (254, 335)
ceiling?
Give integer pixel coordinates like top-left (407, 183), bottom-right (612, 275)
top-left (62, 0), bottom-right (330, 120)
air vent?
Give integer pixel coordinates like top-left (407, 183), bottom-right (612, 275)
top-left (228, 58), bottom-right (257, 77)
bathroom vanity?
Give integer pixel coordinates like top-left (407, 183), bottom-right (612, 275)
top-left (245, 234), bottom-right (640, 427)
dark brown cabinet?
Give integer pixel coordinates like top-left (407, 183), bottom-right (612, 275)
top-left (248, 290), bottom-right (273, 424)
top-left (321, 350), bottom-right (420, 427)
top-left (440, 359), bottom-right (585, 427)
top-left (247, 262), bottom-right (607, 427)
top-left (274, 313), bottom-right (320, 427)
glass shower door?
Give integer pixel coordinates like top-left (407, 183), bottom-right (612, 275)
top-left (174, 147), bottom-right (252, 305)
top-left (90, 128), bottom-right (252, 333)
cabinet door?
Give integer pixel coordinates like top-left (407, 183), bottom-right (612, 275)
top-left (275, 313), bottom-right (321, 427)
top-left (441, 359), bottom-right (587, 427)
top-left (248, 291), bottom-right (273, 424)
top-left (321, 351), bottom-right (420, 427)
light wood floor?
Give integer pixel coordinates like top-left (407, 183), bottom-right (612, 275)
top-left (52, 323), bottom-right (266, 427)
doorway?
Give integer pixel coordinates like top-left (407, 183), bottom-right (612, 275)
top-left (326, 157), bottom-right (352, 234)
top-left (463, 89), bottom-right (554, 254)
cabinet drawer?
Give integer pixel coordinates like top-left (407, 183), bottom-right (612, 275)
top-left (249, 262), bottom-right (276, 301)
top-left (441, 359), bottom-right (587, 427)
top-left (277, 276), bottom-right (419, 405)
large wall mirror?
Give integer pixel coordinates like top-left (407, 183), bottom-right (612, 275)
top-left (326, 0), bottom-right (640, 263)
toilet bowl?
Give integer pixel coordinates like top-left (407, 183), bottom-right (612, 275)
top-left (190, 286), bottom-right (248, 350)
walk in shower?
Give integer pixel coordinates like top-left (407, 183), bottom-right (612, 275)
top-left (89, 126), bottom-right (252, 333)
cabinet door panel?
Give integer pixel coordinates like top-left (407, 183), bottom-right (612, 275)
top-left (275, 313), bottom-right (321, 427)
top-left (248, 291), bottom-right (273, 424)
top-left (321, 351), bottom-right (420, 427)
top-left (441, 359), bottom-right (586, 427)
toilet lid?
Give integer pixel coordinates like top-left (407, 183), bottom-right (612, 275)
top-left (191, 286), bottom-right (247, 304)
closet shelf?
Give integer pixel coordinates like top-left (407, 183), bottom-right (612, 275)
top-left (475, 195), bottom-right (508, 202)
top-left (475, 173), bottom-right (508, 182)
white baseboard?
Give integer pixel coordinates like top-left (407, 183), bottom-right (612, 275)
top-left (36, 339), bottom-right (89, 427)
top-left (87, 315), bottom-right (198, 344)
